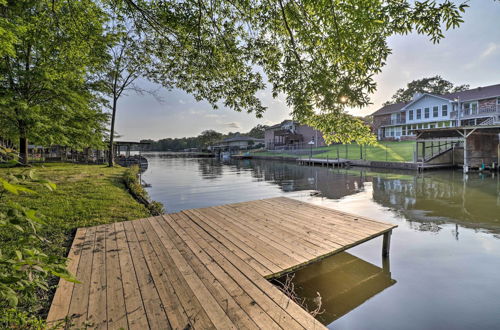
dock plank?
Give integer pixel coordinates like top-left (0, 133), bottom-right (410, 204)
top-left (48, 197), bottom-right (396, 329)
top-left (46, 228), bottom-right (87, 326)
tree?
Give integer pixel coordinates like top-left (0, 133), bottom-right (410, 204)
top-left (384, 76), bottom-right (470, 105)
top-left (122, 0), bottom-right (468, 145)
top-left (198, 130), bottom-right (223, 149)
top-left (247, 124), bottom-right (269, 139)
top-left (0, 0), bottom-right (108, 164)
top-left (96, 3), bottom-right (154, 166)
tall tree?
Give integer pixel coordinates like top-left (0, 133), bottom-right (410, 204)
top-left (246, 124), bottom-right (269, 139)
top-left (121, 0), bottom-right (468, 145)
top-left (96, 3), bottom-right (153, 166)
top-left (384, 76), bottom-right (470, 105)
top-left (198, 130), bottom-right (223, 149)
top-left (0, 0), bottom-right (108, 164)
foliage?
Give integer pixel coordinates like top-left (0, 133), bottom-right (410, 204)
top-left (123, 166), bottom-right (165, 215)
top-left (384, 75), bottom-right (470, 105)
top-left (123, 0), bottom-right (468, 144)
top-left (140, 124), bottom-right (267, 151)
top-left (0, 147), bottom-right (76, 327)
top-left (0, 162), bottom-right (151, 319)
top-left (246, 124), bottom-right (269, 139)
top-left (94, 2), bottom-right (155, 166)
top-left (197, 130), bottom-right (223, 148)
top-left (0, 0), bottom-right (109, 163)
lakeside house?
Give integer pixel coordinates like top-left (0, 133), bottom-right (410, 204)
top-left (265, 120), bottom-right (327, 150)
top-left (211, 135), bottom-right (264, 152)
top-left (373, 84), bottom-right (500, 141)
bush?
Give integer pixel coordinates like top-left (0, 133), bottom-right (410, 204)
top-left (123, 166), bottom-right (164, 215)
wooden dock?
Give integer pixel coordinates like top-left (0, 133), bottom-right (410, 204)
top-left (297, 158), bottom-right (351, 168)
top-left (47, 197), bottom-right (396, 329)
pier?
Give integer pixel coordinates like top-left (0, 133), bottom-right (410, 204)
top-left (297, 157), bottom-right (351, 168)
top-left (47, 197), bottom-right (396, 329)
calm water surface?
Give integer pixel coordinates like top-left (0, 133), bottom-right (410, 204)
top-left (142, 154), bottom-right (500, 330)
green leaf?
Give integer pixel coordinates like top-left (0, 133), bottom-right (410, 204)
top-left (1, 179), bottom-right (18, 195)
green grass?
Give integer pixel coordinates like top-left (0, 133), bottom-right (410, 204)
top-left (249, 141), bottom-right (415, 162)
top-left (250, 151), bottom-right (298, 158)
top-left (0, 163), bottom-right (151, 317)
top-left (309, 141), bottom-right (415, 162)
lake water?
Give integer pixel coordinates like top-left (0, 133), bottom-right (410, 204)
top-left (142, 154), bottom-right (500, 330)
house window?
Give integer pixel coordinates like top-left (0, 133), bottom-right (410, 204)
top-left (471, 102), bottom-right (478, 115)
top-left (497, 97), bottom-right (500, 105)
top-left (409, 110), bottom-right (414, 120)
top-left (442, 105), bottom-right (448, 116)
top-left (416, 109), bottom-right (422, 120)
top-left (433, 106), bottom-right (439, 117)
top-left (463, 102), bottom-right (470, 115)
top-left (424, 108), bottom-right (430, 119)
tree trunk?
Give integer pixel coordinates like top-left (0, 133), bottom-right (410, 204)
top-left (108, 97), bottom-right (117, 167)
top-left (19, 125), bottom-right (28, 166)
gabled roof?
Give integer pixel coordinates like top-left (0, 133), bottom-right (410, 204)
top-left (267, 119), bottom-right (294, 130)
top-left (371, 102), bottom-right (407, 116)
top-left (401, 93), bottom-right (452, 110)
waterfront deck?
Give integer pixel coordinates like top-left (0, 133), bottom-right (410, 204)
top-left (47, 197), bottom-right (396, 329)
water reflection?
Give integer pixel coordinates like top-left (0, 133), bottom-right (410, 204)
top-left (142, 156), bottom-right (500, 330)
top-left (274, 252), bottom-right (396, 325)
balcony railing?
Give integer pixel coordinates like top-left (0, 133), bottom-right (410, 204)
top-left (450, 105), bottom-right (500, 119)
top-left (381, 118), bottom-right (406, 126)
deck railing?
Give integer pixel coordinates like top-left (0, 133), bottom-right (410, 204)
top-left (450, 105), bottom-right (500, 119)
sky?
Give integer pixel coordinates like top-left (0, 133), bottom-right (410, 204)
top-left (116, 1), bottom-right (500, 141)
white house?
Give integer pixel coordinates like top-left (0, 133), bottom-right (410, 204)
top-left (373, 84), bottom-right (500, 140)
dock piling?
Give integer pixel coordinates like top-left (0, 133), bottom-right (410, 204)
top-left (382, 230), bottom-right (392, 257)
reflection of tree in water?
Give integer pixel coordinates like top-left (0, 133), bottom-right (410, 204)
top-left (372, 171), bottom-right (500, 236)
top-left (197, 158), bottom-right (224, 179)
top-left (237, 160), bottom-right (366, 199)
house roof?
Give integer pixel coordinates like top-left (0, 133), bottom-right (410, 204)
top-left (440, 83), bottom-right (500, 102)
top-left (267, 119), bottom-right (294, 130)
top-left (371, 102), bottom-right (407, 116)
top-left (221, 136), bottom-right (264, 143)
top-left (372, 83), bottom-right (500, 117)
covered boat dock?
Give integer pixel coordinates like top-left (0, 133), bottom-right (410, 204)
top-left (415, 125), bottom-right (500, 172)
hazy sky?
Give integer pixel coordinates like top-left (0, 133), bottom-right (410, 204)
top-left (116, 1), bottom-right (500, 141)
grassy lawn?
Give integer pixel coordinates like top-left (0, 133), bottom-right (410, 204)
top-left (249, 141), bottom-right (415, 162)
top-left (0, 163), bottom-right (151, 317)
top-left (309, 141), bottom-right (415, 162)
top-left (250, 151), bottom-right (298, 158)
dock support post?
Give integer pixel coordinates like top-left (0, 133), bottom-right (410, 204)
top-left (382, 230), bottom-right (392, 257)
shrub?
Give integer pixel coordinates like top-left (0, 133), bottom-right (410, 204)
top-left (123, 165), bottom-right (165, 215)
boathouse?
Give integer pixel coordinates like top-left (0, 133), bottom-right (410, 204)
top-left (415, 125), bottom-right (500, 172)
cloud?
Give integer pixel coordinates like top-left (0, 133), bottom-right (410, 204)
top-left (204, 113), bottom-right (221, 119)
top-left (480, 42), bottom-right (499, 59)
top-left (224, 122), bottom-right (241, 129)
top-left (178, 99), bottom-right (187, 104)
top-left (465, 42), bottom-right (500, 69)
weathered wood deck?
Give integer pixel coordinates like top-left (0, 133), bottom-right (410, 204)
top-left (47, 197), bottom-right (396, 329)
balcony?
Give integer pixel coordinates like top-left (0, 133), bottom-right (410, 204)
top-left (381, 118), bottom-right (406, 126)
top-left (450, 105), bottom-right (500, 119)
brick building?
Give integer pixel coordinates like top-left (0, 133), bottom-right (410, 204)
top-left (264, 120), bottom-right (327, 150)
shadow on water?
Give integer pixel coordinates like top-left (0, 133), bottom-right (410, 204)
top-left (142, 155), bottom-right (500, 330)
top-left (273, 252), bottom-right (396, 325)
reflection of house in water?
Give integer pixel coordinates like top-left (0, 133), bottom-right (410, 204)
top-left (240, 160), bottom-right (366, 198)
top-left (280, 252), bottom-right (396, 325)
top-left (371, 171), bottom-right (500, 236)
top-left (197, 158), bottom-right (224, 179)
